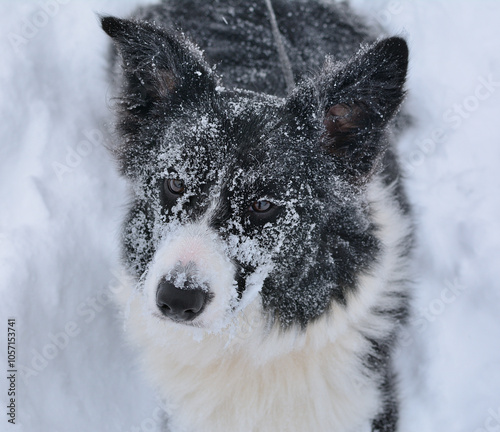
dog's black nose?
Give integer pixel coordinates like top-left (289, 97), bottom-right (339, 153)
top-left (156, 279), bottom-right (207, 322)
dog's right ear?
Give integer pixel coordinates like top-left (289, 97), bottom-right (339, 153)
top-left (101, 16), bottom-right (216, 111)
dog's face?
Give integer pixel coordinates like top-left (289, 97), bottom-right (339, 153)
top-left (102, 17), bottom-right (408, 331)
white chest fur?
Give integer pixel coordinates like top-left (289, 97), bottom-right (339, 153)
top-left (123, 300), bottom-right (380, 432)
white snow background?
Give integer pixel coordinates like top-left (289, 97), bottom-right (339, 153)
top-left (1, 0), bottom-right (499, 431)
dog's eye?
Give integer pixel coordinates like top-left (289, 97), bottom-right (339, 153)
top-left (250, 200), bottom-right (273, 213)
top-left (247, 199), bottom-right (281, 225)
top-left (160, 178), bottom-right (187, 210)
top-left (165, 178), bottom-right (185, 195)
top-left (165, 179), bottom-right (186, 195)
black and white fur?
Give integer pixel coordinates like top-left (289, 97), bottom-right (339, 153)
top-left (101, 1), bottom-right (412, 430)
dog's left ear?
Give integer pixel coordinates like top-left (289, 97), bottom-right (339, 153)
top-left (323, 37), bottom-right (408, 178)
top-left (101, 16), bottom-right (216, 112)
top-left (290, 37), bottom-right (408, 180)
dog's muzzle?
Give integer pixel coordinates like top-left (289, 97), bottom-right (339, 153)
top-left (148, 224), bottom-right (238, 327)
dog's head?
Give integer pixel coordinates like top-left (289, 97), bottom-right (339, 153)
top-left (102, 17), bottom-right (408, 332)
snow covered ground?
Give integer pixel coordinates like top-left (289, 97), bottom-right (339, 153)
top-left (1, 1), bottom-right (499, 431)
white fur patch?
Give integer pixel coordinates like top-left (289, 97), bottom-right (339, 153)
top-left (143, 221), bottom-right (237, 332)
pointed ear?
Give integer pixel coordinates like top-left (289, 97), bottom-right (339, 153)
top-left (319, 37), bottom-right (408, 179)
top-left (101, 16), bottom-right (216, 112)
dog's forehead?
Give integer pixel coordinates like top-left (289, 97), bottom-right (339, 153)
top-left (155, 90), bottom-right (334, 197)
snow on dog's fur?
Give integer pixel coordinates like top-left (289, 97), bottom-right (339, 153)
top-left (102, 1), bottom-right (412, 430)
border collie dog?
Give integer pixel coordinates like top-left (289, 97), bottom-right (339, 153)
top-left (101, 0), bottom-right (412, 430)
